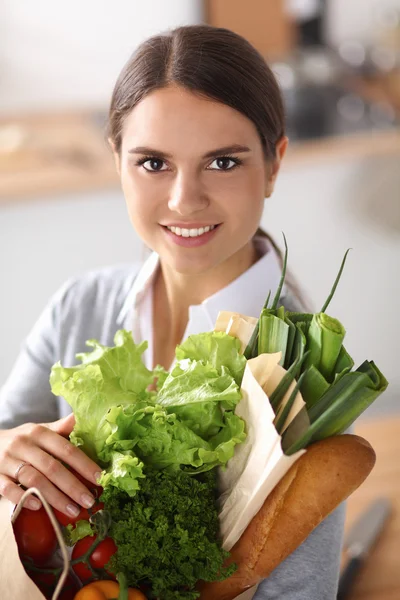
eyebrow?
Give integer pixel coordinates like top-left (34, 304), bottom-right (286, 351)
top-left (127, 144), bottom-right (251, 158)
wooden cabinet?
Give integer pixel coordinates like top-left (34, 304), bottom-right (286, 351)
top-left (204, 0), bottom-right (297, 59)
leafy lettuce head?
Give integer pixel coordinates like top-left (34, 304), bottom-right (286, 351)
top-left (50, 329), bottom-right (247, 495)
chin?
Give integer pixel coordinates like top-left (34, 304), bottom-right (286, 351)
top-left (165, 251), bottom-right (219, 276)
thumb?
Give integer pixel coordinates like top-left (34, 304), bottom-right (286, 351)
top-left (48, 412), bottom-right (76, 437)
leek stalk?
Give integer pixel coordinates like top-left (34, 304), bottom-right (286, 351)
top-left (304, 313), bottom-right (346, 382)
top-left (282, 360), bottom-right (388, 455)
top-left (258, 310), bottom-right (289, 365)
top-left (274, 371), bottom-right (307, 435)
top-left (269, 351), bottom-right (310, 412)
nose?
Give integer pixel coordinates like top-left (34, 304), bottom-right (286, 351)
top-left (167, 171), bottom-right (209, 215)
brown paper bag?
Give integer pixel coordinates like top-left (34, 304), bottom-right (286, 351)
top-left (0, 488), bottom-right (70, 600)
top-left (0, 496), bottom-right (47, 599)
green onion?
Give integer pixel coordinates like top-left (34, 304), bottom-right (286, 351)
top-left (299, 365), bottom-right (330, 409)
top-left (258, 309), bottom-right (289, 365)
top-left (288, 321), bottom-right (307, 367)
top-left (279, 406), bottom-right (310, 453)
top-left (242, 239), bottom-right (388, 457)
top-left (320, 248), bottom-right (351, 313)
top-left (282, 360), bottom-right (388, 455)
top-left (243, 291), bottom-right (271, 359)
top-left (269, 351), bottom-right (310, 412)
top-left (283, 315), bottom-right (296, 369)
top-left (332, 345), bottom-right (354, 384)
top-left (271, 232), bottom-right (288, 311)
top-left (244, 232), bottom-right (288, 359)
top-left (274, 371), bottom-right (307, 435)
top-left (304, 313), bottom-right (346, 382)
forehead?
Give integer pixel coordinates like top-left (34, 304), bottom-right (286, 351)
top-left (120, 85), bottom-right (262, 153)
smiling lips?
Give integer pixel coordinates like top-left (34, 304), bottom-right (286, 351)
top-left (166, 224), bottom-right (217, 238)
top-left (161, 223), bottom-right (221, 247)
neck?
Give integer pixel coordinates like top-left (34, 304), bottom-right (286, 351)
top-left (154, 241), bottom-right (259, 347)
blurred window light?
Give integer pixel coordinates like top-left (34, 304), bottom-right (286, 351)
top-left (373, 6), bottom-right (400, 30)
top-left (369, 101), bottom-right (396, 126)
top-left (370, 46), bottom-right (397, 72)
top-left (337, 94), bottom-right (365, 122)
top-left (301, 51), bottom-right (336, 85)
top-left (286, 0), bottom-right (320, 21)
top-left (338, 41), bottom-right (366, 68)
top-left (272, 63), bottom-right (296, 90)
top-left (0, 125), bottom-right (26, 154)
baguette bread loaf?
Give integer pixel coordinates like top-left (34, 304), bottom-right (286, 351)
top-left (198, 434), bottom-right (376, 600)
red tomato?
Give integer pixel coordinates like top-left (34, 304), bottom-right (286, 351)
top-left (72, 535), bottom-right (117, 583)
top-left (13, 505), bottom-right (58, 565)
top-left (54, 501), bottom-right (104, 527)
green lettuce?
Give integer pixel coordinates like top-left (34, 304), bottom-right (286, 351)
top-left (176, 331), bottom-right (246, 385)
top-left (50, 329), bottom-right (247, 495)
top-left (65, 519), bottom-right (94, 546)
top-left (50, 330), bottom-right (155, 462)
top-left (157, 360), bottom-right (242, 439)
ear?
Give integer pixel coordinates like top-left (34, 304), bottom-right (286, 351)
top-left (264, 136), bottom-right (289, 197)
top-left (108, 138), bottom-right (121, 176)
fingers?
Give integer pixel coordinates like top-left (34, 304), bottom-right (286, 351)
top-left (0, 420), bottom-right (102, 516)
top-left (48, 413), bottom-right (76, 437)
top-left (0, 474), bottom-right (42, 510)
top-left (37, 423), bottom-right (101, 486)
top-left (0, 417), bottom-right (103, 517)
top-left (15, 463), bottom-right (84, 517)
top-left (9, 445), bottom-right (97, 512)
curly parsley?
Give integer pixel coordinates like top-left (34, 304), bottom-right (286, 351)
top-left (102, 468), bottom-right (236, 599)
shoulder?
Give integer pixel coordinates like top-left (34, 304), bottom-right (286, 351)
top-left (39, 263), bottom-right (140, 360)
top-left (43, 263), bottom-right (140, 343)
top-left (54, 263), bottom-right (139, 312)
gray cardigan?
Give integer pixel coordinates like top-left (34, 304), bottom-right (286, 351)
top-left (0, 265), bottom-right (345, 600)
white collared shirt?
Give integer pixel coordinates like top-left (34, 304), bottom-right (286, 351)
top-left (120, 236), bottom-right (285, 370)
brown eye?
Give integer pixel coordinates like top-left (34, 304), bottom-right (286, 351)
top-left (142, 158), bottom-right (167, 171)
top-left (209, 157), bottom-right (239, 171)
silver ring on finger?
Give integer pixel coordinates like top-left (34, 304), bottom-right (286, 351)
top-left (14, 461), bottom-right (31, 482)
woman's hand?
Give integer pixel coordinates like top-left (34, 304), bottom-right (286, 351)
top-left (0, 413), bottom-right (101, 515)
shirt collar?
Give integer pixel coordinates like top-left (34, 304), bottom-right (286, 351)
top-left (116, 236), bottom-right (285, 328)
top-left (201, 236), bottom-right (284, 325)
top-left (116, 250), bottom-right (159, 326)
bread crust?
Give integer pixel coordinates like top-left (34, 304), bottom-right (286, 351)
top-left (198, 434), bottom-right (376, 600)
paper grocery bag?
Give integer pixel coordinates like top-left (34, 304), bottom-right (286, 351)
top-left (0, 496), bottom-right (46, 599)
top-left (0, 488), bottom-right (70, 600)
top-left (218, 354), bottom-right (307, 550)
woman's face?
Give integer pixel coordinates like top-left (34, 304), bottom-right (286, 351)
top-left (114, 85), bottom-right (286, 276)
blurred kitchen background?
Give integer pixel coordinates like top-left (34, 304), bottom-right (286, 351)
top-left (1, 3), bottom-right (400, 597)
top-left (1, 0), bottom-right (399, 422)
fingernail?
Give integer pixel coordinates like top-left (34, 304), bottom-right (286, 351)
top-left (28, 498), bottom-right (42, 510)
top-left (94, 471), bottom-right (102, 484)
top-left (66, 503), bottom-right (80, 517)
top-left (81, 493), bottom-right (95, 508)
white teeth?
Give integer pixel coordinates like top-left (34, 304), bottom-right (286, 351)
top-left (167, 225), bottom-right (216, 237)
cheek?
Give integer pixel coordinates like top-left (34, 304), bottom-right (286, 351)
top-left (120, 166), bottom-right (160, 223)
top-left (211, 169), bottom-right (265, 222)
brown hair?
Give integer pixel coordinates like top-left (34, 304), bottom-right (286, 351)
top-left (108, 24), bottom-right (284, 157)
top-left (108, 24), bottom-right (308, 308)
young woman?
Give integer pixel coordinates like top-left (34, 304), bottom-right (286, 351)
top-left (0, 25), bottom-right (344, 598)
